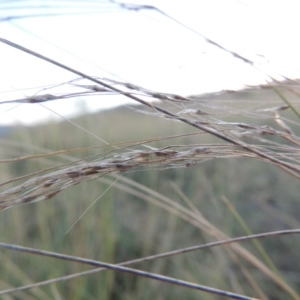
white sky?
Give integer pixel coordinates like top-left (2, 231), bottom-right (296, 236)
top-left (0, 0), bottom-right (300, 125)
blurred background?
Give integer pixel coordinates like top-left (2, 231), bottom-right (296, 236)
top-left (1, 1), bottom-right (300, 299)
top-left (1, 0), bottom-right (300, 125)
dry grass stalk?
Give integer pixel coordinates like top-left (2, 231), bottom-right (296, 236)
top-left (1, 37), bottom-right (300, 209)
top-left (1, 229), bottom-right (300, 299)
top-left (0, 145), bottom-right (253, 210)
top-left (1, 36), bottom-right (300, 299)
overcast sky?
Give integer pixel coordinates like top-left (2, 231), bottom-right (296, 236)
top-left (0, 0), bottom-right (300, 125)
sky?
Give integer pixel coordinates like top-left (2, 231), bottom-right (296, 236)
top-left (0, 0), bottom-right (300, 125)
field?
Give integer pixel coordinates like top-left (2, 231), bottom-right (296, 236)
top-left (1, 81), bottom-right (300, 299)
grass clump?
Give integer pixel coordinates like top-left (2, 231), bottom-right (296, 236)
top-left (0, 37), bottom-right (300, 300)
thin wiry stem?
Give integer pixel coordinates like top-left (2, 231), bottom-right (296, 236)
top-left (0, 243), bottom-right (258, 300)
top-left (2, 229), bottom-right (299, 299)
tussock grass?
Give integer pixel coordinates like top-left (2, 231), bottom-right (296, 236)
top-left (0, 36), bottom-right (300, 300)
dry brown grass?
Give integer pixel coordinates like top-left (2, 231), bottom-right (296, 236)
top-left (1, 36), bottom-right (300, 300)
